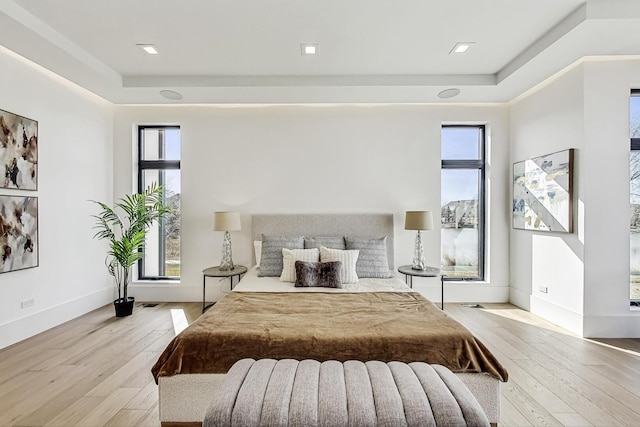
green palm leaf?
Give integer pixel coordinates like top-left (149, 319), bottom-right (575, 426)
top-left (91, 185), bottom-right (172, 301)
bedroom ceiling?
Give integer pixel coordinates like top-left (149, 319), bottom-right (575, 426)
top-left (0, 0), bottom-right (639, 104)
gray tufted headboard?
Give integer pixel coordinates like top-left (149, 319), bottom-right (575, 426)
top-left (251, 213), bottom-right (394, 268)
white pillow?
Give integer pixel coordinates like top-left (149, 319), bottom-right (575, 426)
top-left (280, 248), bottom-right (320, 282)
top-left (254, 240), bottom-right (262, 267)
top-left (320, 246), bottom-right (359, 284)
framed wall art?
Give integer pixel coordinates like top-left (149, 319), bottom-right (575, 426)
top-left (0, 108), bottom-right (38, 190)
top-left (513, 149), bottom-right (574, 233)
top-left (0, 195), bottom-right (38, 273)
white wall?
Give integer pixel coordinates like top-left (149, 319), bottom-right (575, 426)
top-left (510, 65), bottom-right (586, 335)
top-left (114, 104), bottom-right (511, 305)
top-left (582, 60), bottom-right (640, 337)
top-left (510, 58), bottom-right (640, 337)
top-left (0, 47), bottom-right (114, 349)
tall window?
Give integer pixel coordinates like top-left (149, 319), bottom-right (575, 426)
top-left (441, 125), bottom-right (485, 281)
top-left (630, 92), bottom-right (640, 304)
top-left (138, 126), bottom-right (181, 280)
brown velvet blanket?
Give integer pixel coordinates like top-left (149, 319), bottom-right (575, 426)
top-left (151, 292), bottom-right (508, 382)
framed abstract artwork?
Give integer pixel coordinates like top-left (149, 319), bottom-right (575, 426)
top-left (513, 149), bottom-right (574, 233)
top-left (0, 195), bottom-right (38, 273)
top-left (0, 108), bottom-right (38, 190)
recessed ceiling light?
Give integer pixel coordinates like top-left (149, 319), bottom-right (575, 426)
top-left (450, 42), bottom-right (475, 54)
top-left (301, 44), bottom-right (318, 55)
top-left (137, 44), bottom-right (158, 55)
top-left (159, 90), bottom-right (183, 100)
top-left (438, 88), bottom-right (461, 99)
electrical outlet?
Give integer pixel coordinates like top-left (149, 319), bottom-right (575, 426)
top-left (20, 299), bottom-right (35, 309)
top-left (538, 286), bottom-right (548, 294)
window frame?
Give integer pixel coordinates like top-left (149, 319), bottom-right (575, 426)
top-left (630, 90), bottom-right (640, 305)
top-left (440, 124), bottom-right (486, 281)
top-left (137, 125), bottom-right (181, 281)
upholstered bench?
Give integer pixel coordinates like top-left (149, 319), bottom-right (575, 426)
top-left (203, 358), bottom-right (490, 427)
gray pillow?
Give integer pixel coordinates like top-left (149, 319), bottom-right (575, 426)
top-left (259, 235), bottom-right (304, 277)
top-left (345, 236), bottom-right (391, 278)
top-left (295, 261), bottom-right (342, 288)
top-left (304, 237), bottom-right (346, 250)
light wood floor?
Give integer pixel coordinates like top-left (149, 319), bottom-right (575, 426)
top-left (1, 302), bottom-right (639, 426)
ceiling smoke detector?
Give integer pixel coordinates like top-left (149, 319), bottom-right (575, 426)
top-left (437, 88), bottom-right (461, 99)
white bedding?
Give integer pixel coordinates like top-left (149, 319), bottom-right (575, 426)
top-left (233, 266), bottom-right (413, 293)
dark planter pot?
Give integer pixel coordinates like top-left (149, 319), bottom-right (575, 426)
top-left (114, 297), bottom-right (135, 317)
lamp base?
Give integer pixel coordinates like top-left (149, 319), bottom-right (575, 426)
top-left (412, 230), bottom-right (426, 270)
top-left (219, 261), bottom-right (235, 271)
top-left (219, 230), bottom-right (234, 271)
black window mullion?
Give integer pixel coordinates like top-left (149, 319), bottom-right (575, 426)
top-left (477, 161), bottom-right (486, 280)
top-left (137, 126), bottom-right (146, 278)
top-left (157, 131), bottom-right (166, 277)
top-left (139, 160), bottom-right (181, 169)
top-left (442, 159), bottom-right (484, 169)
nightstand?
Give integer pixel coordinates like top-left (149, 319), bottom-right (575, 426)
top-left (398, 265), bottom-right (445, 309)
top-left (202, 265), bottom-right (247, 313)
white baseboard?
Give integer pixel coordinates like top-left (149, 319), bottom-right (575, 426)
top-left (509, 287), bottom-right (531, 310)
top-left (0, 287), bottom-right (113, 350)
top-left (412, 282), bottom-right (509, 304)
top-left (129, 283), bottom-right (192, 302)
top-left (128, 283), bottom-right (220, 302)
top-left (530, 295), bottom-right (583, 336)
top-left (583, 313), bottom-right (640, 338)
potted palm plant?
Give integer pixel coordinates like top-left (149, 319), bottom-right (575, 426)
top-left (91, 184), bottom-right (171, 317)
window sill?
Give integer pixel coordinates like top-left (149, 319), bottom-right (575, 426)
top-left (132, 280), bottom-right (181, 286)
top-left (444, 280), bottom-right (491, 285)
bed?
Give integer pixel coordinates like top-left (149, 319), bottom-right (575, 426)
top-left (153, 214), bottom-right (507, 426)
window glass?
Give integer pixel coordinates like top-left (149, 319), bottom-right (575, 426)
top-left (141, 128), bottom-right (181, 160)
top-left (631, 96), bottom-right (640, 138)
top-left (140, 169), bottom-right (181, 277)
top-left (441, 127), bottom-right (481, 160)
top-left (441, 169), bottom-right (480, 278)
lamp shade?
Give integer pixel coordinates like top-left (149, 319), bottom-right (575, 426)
top-left (405, 211), bottom-right (434, 231)
top-left (213, 211), bottom-right (241, 231)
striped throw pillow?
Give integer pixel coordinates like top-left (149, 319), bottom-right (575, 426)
top-left (280, 248), bottom-right (320, 282)
top-left (319, 246), bottom-right (359, 284)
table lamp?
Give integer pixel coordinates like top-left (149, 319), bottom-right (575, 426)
top-left (213, 211), bottom-right (241, 271)
top-left (405, 211), bottom-right (434, 270)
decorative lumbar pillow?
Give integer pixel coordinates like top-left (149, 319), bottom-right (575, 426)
top-left (319, 246), bottom-right (359, 284)
top-left (259, 235), bottom-right (304, 277)
top-left (304, 237), bottom-right (346, 250)
top-left (345, 236), bottom-right (391, 278)
top-left (295, 261), bottom-right (342, 288)
top-left (280, 248), bottom-right (320, 282)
